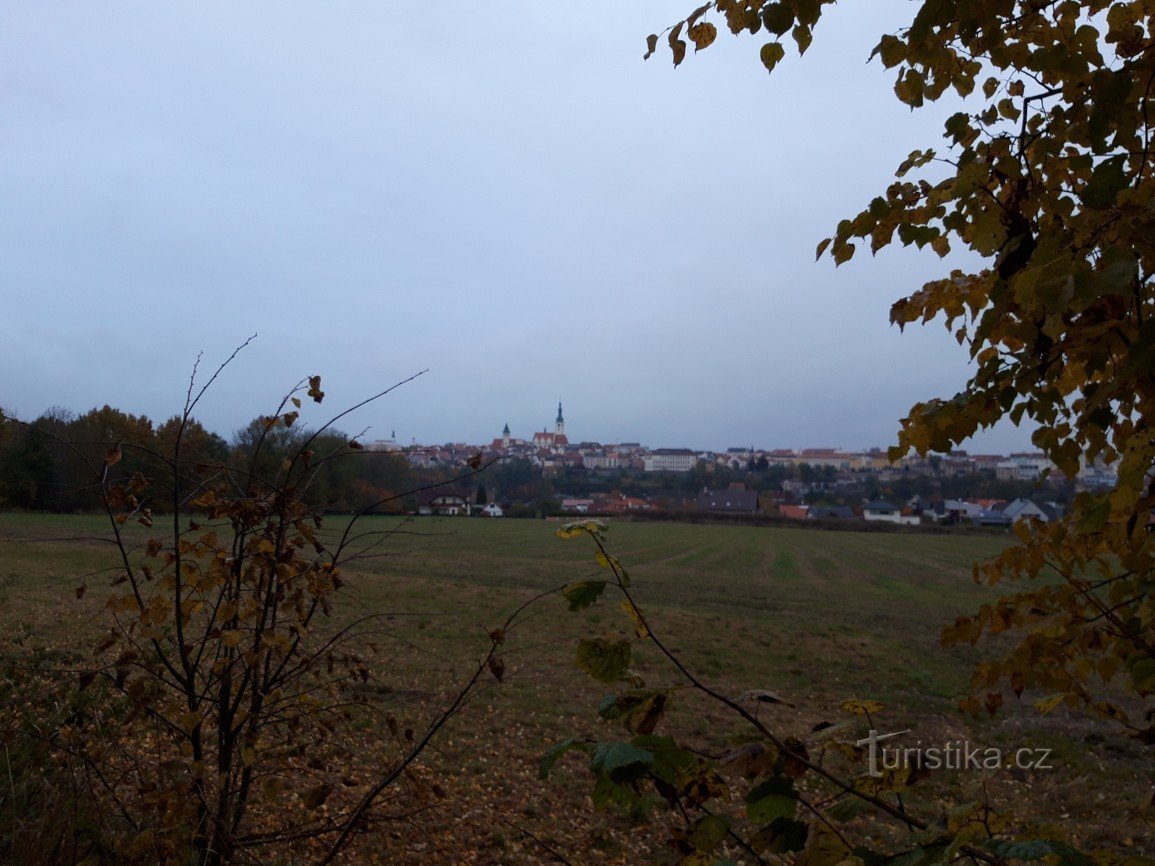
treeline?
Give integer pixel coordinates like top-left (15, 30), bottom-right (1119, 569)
top-left (0, 404), bottom-right (1060, 515)
top-left (0, 405), bottom-right (415, 514)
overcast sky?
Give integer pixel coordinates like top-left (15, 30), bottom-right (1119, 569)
top-left (1, 2), bottom-right (1037, 454)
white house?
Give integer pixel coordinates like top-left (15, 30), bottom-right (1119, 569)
top-left (862, 501), bottom-right (920, 526)
top-left (1001, 498), bottom-right (1058, 523)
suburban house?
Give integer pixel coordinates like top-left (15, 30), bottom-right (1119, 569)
top-left (778, 503), bottom-right (810, 520)
top-left (696, 488), bottom-right (760, 515)
top-left (808, 505), bottom-right (855, 520)
top-left (861, 501), bottom-right (920, 525)
top-left (930, 499), bottom-right (986, 521)
top-left (1001, 498), bottom-right (1062, 523)
top-left (974, 509), bottom-right (1013, 527)
top-left (597, 493), bottom-right (653, 513)
top-left (479, 502), bottom-right (504, 518)
top-left (415, 486), bottom-right (471, 516)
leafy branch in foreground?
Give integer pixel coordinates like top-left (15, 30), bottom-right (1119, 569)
top-left (643, 0), bottom-right (1154, 772)
top-left (0, 356), bottom-right (524, 866)
top-left (543, 520), bottom-right (1119, 866)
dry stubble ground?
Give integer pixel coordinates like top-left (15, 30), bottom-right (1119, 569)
top-left (0, 513), bottom-right (1149, 864)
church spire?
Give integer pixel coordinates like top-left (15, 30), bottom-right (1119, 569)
top-left (555, 401), bottom-right (565, 436)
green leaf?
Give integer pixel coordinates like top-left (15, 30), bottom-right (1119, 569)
top-left (750, 817), bottom-right (808, 854)
top-left (992, 841), bottom-right (1057, 861)
top-left (987, 840), bottom-right (1091, 866)
top-left (1126, 655), bottom-right (1155, 695)
top-left (1081, 154), bottom-right (1128, 209)
top-left (598, 690), bottom-right (670, 734)
top-left (745, 775), bottom-right (797, 822)
top-left (576, 637), bottom-right (631, 682)
top-left (633, 734), bottom-right (696, 784)
top-left (590, 741), bottom-right (654, 780)
top-left (890, 844), bottom-right (949, 866)
top-left (538, 738), bottom-right (589, 779)
top-left (828, 797), bottom-right (867, 821)
top-left (563, 579), bottom-right (606, 611)
top-left (591, 773), bottom-right (642, 809)
top-left (689, 814), bottom-right (731, 853)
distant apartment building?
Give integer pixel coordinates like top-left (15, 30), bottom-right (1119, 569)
top-left (795, 449), bottom-right (854, 471)
top-left (940, 452), bottom-right (977, 474)
top-left (583, 452), bottom-right (624, 471)
top-left (996, 452), bottom-right (1055, 481)
top-left (764, 449), bottom-right (797, 466)
top-left (1077, 457), bottom-right (1117, 489)
top-left (644, 448), bottom-right (698, 472)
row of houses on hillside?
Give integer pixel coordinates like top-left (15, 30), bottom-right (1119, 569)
top-left (693, 487), bottom-right (1066, 527)
top-left (381, 403), bottom-right (1118, 490)
top-left (928, 497), bottom-right (1064, 525)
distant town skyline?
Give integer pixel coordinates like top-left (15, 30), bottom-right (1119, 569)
top-left (1, 387), bottom-right (1038, 459)
top-left (3, 3), bottom-right (1038, 457)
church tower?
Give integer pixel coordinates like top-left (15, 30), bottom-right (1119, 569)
top-left (502, 422), bottom-right (511, 448)
top-left (555, 401), bottom-right (565, 436)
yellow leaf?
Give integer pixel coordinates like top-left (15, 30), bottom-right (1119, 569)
top-left (840, 698), bottom-right (884, 717)
top-left (688, 22), bottom-right (716, 51)
top-left (621, 599), bottom-right (649, 638)
top-left (760, 41), bottom-right (785, 73)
